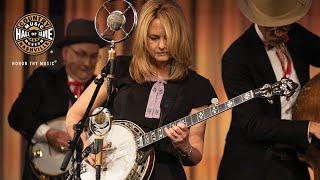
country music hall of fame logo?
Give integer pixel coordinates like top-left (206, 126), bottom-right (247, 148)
top-left (13, 13), bottom-right (55, 55)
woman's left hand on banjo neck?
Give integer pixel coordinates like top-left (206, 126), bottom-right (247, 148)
top-left (164, 106), bottom-right (208, 166)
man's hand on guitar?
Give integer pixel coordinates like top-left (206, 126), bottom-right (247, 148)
top-left (46, 128), bottom-right (71, 152)
top-left (164, 122), bottom-right (192, 156)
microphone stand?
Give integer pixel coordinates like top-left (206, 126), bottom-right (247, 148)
top-left (60, 43), bottom-right (116, 180)
top-left (66, 144), bottom-right (92, 180)
top-left (60, 75), bottom-right (105, 180)
top-left (95, 43), bottom-right (116, 180)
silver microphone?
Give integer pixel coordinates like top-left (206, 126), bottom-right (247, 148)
top-left (89, 107), bottom-right (111, 136)
top-left (89, 107), bottom-right (111, 180)
top-left (107, 10), bottom-right (126, 31)
top-left (95, 0), bottom-right (138, 44)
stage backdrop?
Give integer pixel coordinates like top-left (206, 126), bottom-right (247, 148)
top-left (1, 0), bottom-right (319, 180)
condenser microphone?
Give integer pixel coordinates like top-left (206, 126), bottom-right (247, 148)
top-left (94, 136), bottom-right (103, 180)
top-left (107, 10), bottom-right (126, 31)
top-left (94, 110), bottom-right (109, 126)
top-left (89, 107), bottom-right (112, 136)
top-left (95, 0), bottom-right (137, 44)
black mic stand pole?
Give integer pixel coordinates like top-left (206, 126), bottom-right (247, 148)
top-left (60, 46), bottom-right (113, 180)
top-left (66, 144), bottom-right (92, 180)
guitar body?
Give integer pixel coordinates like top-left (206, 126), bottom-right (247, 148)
top-left (29, 117), bottom-right (72, 179)
top-left (292, 73), bottom-right (320, 180)
top-left (81, 120), bottom-right (155, 180)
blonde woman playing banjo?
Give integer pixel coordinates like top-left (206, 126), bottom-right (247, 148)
top-left (66, 0), bottom-right (216, 179)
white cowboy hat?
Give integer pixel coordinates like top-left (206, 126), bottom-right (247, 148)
top-left (237, 0), bottom-right (312, 27)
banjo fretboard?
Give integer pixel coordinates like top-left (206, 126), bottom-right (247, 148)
top-left (136, 77), bottom-right (298, 149)
top-left (136, 90), bottom-right (255, 149)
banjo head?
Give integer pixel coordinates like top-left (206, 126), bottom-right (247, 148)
top-left (30, 117), bottom-right (72, 178)
top-left (81, 120), bottom-right (154, 180)
top-left (31, 142), bottom-right (71, 177)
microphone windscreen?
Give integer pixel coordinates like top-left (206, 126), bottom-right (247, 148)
top-left (107, 11), bottom-right (126, 31)
top-left (95, 112), bottom-right (106, 125)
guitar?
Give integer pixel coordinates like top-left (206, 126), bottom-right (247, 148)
top-left (79, 78), bottom-right (298, 180)
top-left (29, 117), bottom-right (72, 179)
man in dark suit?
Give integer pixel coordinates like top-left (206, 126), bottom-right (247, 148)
top-left (8, 19), bottom-right (107, 180)
top-left (217, 0), bottom-right (320, 179)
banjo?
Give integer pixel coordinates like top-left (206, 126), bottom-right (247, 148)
top-left (80, 78), bottom-right (298, 180)
top-left (29, 117), bottom-right (72, 179)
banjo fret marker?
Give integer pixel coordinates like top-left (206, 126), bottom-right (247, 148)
top-left (211, 106), bottom-right (218, 115)
top-left (158, 128), bottom-right (164, 139)
top-left (197, 111), bottom-right (205, 121)
top-left (144, 133), bottom-right (150, 145)
top-left (150, 131), bottom-right (156, 142)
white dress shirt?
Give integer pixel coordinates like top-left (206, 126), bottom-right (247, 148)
top-left (255, 24), bottom-right (311, 143)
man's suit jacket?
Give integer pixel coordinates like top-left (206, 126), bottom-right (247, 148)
top-left (218, 23), bottom-right (320, 179)
top-left (8, 67), bottom-right (94, 179)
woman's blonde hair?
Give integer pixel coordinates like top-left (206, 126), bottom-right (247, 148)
top-left (130, 0), bottom-right (193, 84)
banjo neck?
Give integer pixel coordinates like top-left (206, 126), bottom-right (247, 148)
top-left (136, 78), bottom-right (298, 149)
top-left (136, 90), bottom-right (254, 149)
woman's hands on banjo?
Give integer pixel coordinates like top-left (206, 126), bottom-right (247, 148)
top-left (164, 122), bottom-right (192, 156)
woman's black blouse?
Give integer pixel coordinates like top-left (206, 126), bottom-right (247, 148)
top-left (109, 56), bottom-right (216, 180)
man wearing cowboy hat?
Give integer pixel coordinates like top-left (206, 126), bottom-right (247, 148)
top-left (218, 0), bottom-right (320, 179)
top-left (8, 19), bottom-right (108, 180)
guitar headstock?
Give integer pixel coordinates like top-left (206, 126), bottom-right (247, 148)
top-left (253, 78), bottom-right (299, 100)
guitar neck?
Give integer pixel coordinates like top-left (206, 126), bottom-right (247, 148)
top-left (136, 90), bottom-right (256, 149)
